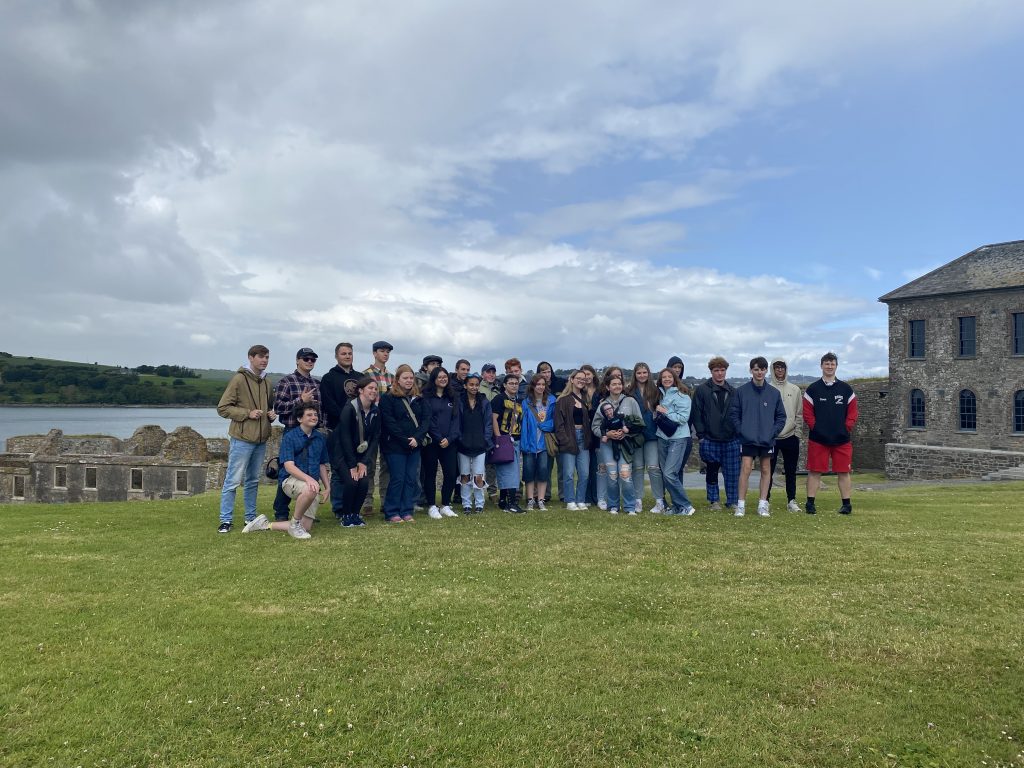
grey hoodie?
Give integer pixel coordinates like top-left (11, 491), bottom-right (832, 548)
top-left (769, 358), bottom-right (802, 440)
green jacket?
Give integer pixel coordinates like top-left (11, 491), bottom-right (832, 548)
top-left (217, 367), bottom-right (275, 444)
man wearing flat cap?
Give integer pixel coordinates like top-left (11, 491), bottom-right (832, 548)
top-left (271, 347), bottom-right (323, 520)
top-left (363, 341), bottom-right (395, 514)
top-left (415, 354), bottom-right (443, 391)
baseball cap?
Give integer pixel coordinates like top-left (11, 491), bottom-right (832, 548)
top-left (296, 347), bottom-right (318, 359)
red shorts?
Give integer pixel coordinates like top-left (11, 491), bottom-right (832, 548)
top-left (806, 440), bottom-right (853, 473)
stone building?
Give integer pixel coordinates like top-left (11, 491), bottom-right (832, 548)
top-left (879, 240), bottom-right (1024, 480)
top-left (0, 426), bottom-right (232, 504)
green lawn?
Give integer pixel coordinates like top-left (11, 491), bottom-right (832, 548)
top-left (1, 480), bottom-right (1022, 767)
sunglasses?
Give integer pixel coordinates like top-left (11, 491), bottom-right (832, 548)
top-left (300, 357), bottom-right (317, 363)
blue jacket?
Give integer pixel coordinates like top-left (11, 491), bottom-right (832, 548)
top-left (728, 381), bottom-right (786, 448)
top-left (422, 391), bottom-right (461, 444)
top-left (656, 387), bottom-right (691, 441)
top-left (520, 394), bottom-right (555, 454)
top-left (630, 390), bottom-right (659, 440)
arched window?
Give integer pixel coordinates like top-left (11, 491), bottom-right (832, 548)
top-left (1014, 391), bottom-right (1024, 433)
top-left (909, 389), bottom-right (925, 428)
top-left (959, 389), bottom-right (977, 431)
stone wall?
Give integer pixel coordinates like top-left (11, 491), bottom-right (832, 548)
top-left (885, 443), bottom-right (1024, 481)
top-left (850, 380), bottom-right (890, 471)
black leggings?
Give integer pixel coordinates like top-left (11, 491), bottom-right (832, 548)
top-left (421, 441), bottom-right (459, 506)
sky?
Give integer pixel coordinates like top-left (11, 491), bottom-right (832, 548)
top-left (2, 0), bottom-right (1022, 378)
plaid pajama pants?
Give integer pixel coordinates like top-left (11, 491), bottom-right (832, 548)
top-left (698, 438), bottom-right (741, 506)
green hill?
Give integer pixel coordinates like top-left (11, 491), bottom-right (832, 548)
top-left (0, 355), bottom-right (279, 406)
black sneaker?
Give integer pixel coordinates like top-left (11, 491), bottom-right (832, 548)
top-left (805, 500), bottom-right (816, 515)
top-left (838, 503), bottom-right (852, 515)
top-left (341, 514), bottom-right (359, 528)
top-left (353, 514), bottom-right (367, 527)
top-left (217, 521), bottom-right (232, 533)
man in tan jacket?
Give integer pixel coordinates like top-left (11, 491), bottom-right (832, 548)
top-left (216, 345), bottom-right (277, 532)
top-left (768, 358), bottom-right (803, 512)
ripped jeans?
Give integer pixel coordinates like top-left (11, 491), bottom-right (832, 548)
top-left (598, 440), bottom-right (637, 512)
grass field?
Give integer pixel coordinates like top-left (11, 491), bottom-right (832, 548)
top-left (1, 479), bottom-right (1022, 767)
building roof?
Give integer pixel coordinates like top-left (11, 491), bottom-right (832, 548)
top-left (878, 240), bottom-right (1024, 303)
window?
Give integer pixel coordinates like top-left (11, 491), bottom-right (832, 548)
top-left (130, 468), bottom-right (144, 490)
top-left (85, 467), bottom-right (98, 489)
top-left (959, 390), bottom-right (977, 431)
top-left (1015, 391), bottom-right (1024, 434)
top-left (54, 466), bottom-right (68, 488)
top-left (1014, 313), bottom-right (1024, 356)
top-left (13, 475), bottom-right (25, 499)
top-left (175, 470), bottom-right (189, 493)
top-left (909, 389), bottom-right (926, 428)
top-left (908, 319), bottom-right (925, 358)
top-left (958, 316), bottom-right (976, 357)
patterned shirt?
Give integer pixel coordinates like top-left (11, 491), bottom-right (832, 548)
top-left (492, 392), bottom-right (523, 438)
top-left (364, 365), bottom-right (394, 395)
top-left (273, 370), bottom-right (322, 429)
top-left (278, 426), bottom-right (329, 482)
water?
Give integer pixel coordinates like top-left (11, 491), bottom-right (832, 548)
top-left (0, 407), bottom-right (227, 451)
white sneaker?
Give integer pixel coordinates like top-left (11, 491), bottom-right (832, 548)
top-left (526, 498), bottom-right (536, 510)
top-left (734, 504), bottom-right (745, 517)
top-left (577, 503), bottom-right (590, 510)
top-left (627, 510), bottom-right (637, 516)
top-left (288, 519), bottom-right (311, 539)
top-left (440, 505), bottom-right (457, 517)
top-left (682, 506), bottom-right (696, 516)
top-left (537, 500), bottom-right (547, 511)
top-left (566, 502), bottom-right (579, 511)
top-left (757, 501), bottom-right (771, 518)
top-left (242, 514), bottom-right (270, 533)
top-left (428, 505), bottom-right (442, 520)
top-left (634, 500), bottom-right (643, 514)
top-left (787, 500), bottom-right (802, 513)
top-left (609, 508), bottom-right (618, 515)
top-left (597, 501), bottom-right (608, 511)
top-left (649, 501), bottom-right (665, 514)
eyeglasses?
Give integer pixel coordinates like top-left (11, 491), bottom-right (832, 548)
top-left (301, 357), bottom-right (317, 363)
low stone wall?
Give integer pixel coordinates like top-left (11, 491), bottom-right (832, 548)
top-left (885, 443), bottom-right (1024, 480)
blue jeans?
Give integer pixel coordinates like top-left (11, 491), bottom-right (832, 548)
top-left (219, 438), bottom-right (267, 523)
top-left (659, 437), bottom-right (693, 510)
top-left (521, 450), bottom-right (550, 483)
top-left (559, 429), bottom-right (590, 503)
top-left (495, 439), bottom-right (522, 490)
top-left (632, 438), bottom-right (662, 504)
top-left (383, 451), bottom-right (421, 517)
top-left (598, 441), bottom-right (636, 512)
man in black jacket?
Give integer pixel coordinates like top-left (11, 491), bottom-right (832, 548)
top-left (692, 356), bottom-right (740, 511)
top-left (320, 342), bottom-right (361, 432)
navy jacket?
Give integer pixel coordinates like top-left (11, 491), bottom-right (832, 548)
top-left (379, 394), bottom-right (430, 454)
top-left (728, 381), bottom-right (786, 448)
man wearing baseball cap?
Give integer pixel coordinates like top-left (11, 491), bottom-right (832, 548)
top-left (479, 363), bottom-right (499, 401)
top-left (270, 347), bottom-right (323, 520)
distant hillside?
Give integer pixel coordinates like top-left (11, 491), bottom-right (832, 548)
top-left (0, 355), bottom-right (280, 406)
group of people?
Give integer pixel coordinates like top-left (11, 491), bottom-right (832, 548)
top-left (215, 341), bottom-right (859, 539)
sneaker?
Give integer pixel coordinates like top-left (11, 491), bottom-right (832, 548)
top-left (288, 519), bottom-right (311, 539)
top-left (526, 498), bottom-right (536, 511)
top-left (401, 514), bottom-right (415, 522)
top-left (577, 503), bottom-right (590, 510)
top-left (626, 510), bottom-right (637, 516)
top-left (427, 505), bottom-right (442, 520)
top-left (352, 514), bottom-right (367, 527)
top-left (634, 500), bottom-right (643, 514)
top-left (682, 506), bottom-right (696, 516)
top-left (787, 500), bottom-right (802, 513)
top-left (598, 501), bottom-right (608, 511)
top-left (566, 501), bottom-right (579, 511)
top-left (734, 506), bottom-right (745, 517)
top-left (440, 505), bottom-right (458, 517)
top-left (537, 500), bottom-right (547, 511)
top-left (709, 502), bottom-right (722, 512)
top-left (838, 503), bottom-right (853, 515)
top-left (609, 508), bottom-right (619, 515)
top-left (757, 501), bottom-right (771, 518)
top-left (649, 501), bottom-right (665, 514)
top-left (805, 500), bottom-right (817, 515)
top-left (463, 506), bottom-right (473, 515)
top-left (242, 514), bottom-right (270, 533)
top-left (217, 521), bottom-right (232, 534)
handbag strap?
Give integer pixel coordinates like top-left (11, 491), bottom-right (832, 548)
top-left (400, 396), bottom-right (420, 428)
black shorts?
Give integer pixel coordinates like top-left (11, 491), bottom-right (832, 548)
top-left (741, 443), bottom-right (775, 459)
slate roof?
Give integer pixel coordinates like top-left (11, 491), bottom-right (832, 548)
top-left (878, 240), bottom-right (1024, 303)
